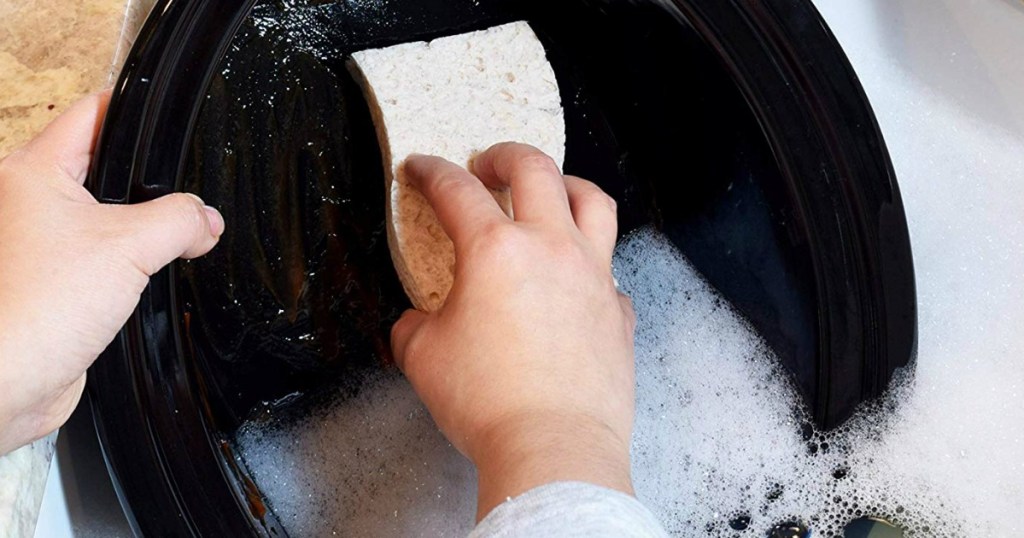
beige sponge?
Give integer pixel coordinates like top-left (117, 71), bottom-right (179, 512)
top-left (349, 21), bottom-right (566, 312)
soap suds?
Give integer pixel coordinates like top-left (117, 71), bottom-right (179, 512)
top-left (236, 370), bottom-right (477, 537)
top-left (235, 5), bottom-right (1024, 537)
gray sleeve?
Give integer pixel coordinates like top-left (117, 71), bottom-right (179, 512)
top-left (468, 481), bottom-right (669, 538)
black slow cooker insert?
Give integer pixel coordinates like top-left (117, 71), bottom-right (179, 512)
top-left (87, 0), bottom-right (916, 535)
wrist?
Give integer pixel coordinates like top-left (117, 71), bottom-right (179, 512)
top-left (0, 335), bottom-right (23, 454)
top-left (471, 410), bottom-right (633, 521)
top-left (0, 331), bottom-right (82, 455)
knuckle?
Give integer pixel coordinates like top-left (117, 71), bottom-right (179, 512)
top-left (432, 172), bottom-right (469, 199)
top-left (543, 234), bottom-right (586, 263)
top-left (471, 221), bottom-right (523, 259)
top-left (569, 177), bottom-right (617, 215)
top-left (397, 327), bottom-right (429, 374)
top-left (584, 189), bottom-right (617, 214)
top-left (518, 152), bottom-right (560, 175)
top-left (391, 315), bottom-right (413, 348)
top-left (486, 141), bottom-right (520, 158)
top-left (167, 193), bottom-right (207, 230)
top-left (602, 193), bottom-right (618, 213)
top-left (477, 220), bottom-right (517, 247)
top-left (579, 182), bottom-right (616, 211)
top-left (403, 326), bottom-right (426, 358)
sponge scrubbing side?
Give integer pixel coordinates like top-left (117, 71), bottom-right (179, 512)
top-left (348, 21), bottom-right (566, 312)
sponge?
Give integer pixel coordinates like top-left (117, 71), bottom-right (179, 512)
top-left (349, 21), bottom-right (566, 312)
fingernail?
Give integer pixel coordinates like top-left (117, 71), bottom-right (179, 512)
top-left (404, 154), bottom-right (426, 167)
top-left (401, 155), bottom-right (426, 184)
top-left (182, 193), bottom-right (224, 237)
top-left (204, 205), bottom-right (225, 237)
top-left (404, 154), bottom-right (426, 164)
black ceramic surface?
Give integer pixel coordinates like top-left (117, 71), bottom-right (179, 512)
top-left (87, 0), bottom-right (916, 535)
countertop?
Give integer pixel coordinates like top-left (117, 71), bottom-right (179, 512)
top-left (0, 0), bottom-right (154, 155)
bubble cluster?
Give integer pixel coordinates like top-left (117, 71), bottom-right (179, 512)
top-left (236, 369), bottom-right (477, 537)
top-left (233, 2), bottom-right (1024, 537)
top-left (620, 228), bottom-right (960, 538)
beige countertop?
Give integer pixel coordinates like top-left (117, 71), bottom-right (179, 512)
top-left (0, 1), bottom-right (154, 536)
top-left (0, 0), bottom-right (153, 155)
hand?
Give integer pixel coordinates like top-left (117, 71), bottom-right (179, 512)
top-left (390, 142), bottom-right (637, 520)
top-left (0, 92), bottom-right (224, 455)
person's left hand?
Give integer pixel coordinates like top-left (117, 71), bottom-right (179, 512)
top-left (0, 92), bottom-right (225, 455)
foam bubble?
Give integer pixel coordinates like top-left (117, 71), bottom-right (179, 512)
top-left (238, 201), bottom-right (1023, 537)
top-left (235, 4), bottom-right (1024, 536)
top-left (622, 49), bottom-right (1024, 535)
top-left (620, 229), bottom-right (964, 537)
top-left (236, 370), bottom-right (477, 537)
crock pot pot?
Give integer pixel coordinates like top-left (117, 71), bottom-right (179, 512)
top-left (86, 0), bottom-right (917, 535)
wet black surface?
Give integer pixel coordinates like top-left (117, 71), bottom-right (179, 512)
top-left (177, 0), bottom-right (817, 436)
top-left (87, 0), bottom-right (916, 534)
top-left (178, 9), bottom-right (407, 429)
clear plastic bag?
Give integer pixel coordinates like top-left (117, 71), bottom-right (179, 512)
top-left (110, 0), bottom-right (158, 82)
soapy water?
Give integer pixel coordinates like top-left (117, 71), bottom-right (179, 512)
top-left (626, 42), bottom-right (1024, 532)
top-left (628, 49), bottom-right (1024, 531)
top-left (231, 3), bottom-right (1024, 537)
top-left (237, 226), bottom-right (800, 537)
top-left (236, 370), bottom-right (477, 536)
top-left (236, 65), bottom-right (1024, 536)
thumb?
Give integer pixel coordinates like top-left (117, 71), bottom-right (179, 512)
top-left (391, 308), bottom-right (428, 372)
top-left (107, 192), bottom-right (225, 276)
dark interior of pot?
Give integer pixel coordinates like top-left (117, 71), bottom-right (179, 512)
top-left (180, 0), bottom-right (815, 434)
top-left (87, 0), bottom-right (916, 536)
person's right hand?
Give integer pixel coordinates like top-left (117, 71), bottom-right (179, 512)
top-left (390, 142), bottom-right (637, 520)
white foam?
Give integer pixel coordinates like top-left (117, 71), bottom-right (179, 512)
top-left (622, 45), bottom-right (1024, 533)
top-left (238, 188), bottom-right (1023, 537)
top-left (236, 6), bottom-right (1024, 536)
top-left (236, 370), bottom-right (477, 537)
top-left (619, 226), bottom-right (1017, 537)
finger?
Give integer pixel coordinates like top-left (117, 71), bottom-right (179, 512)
top-left (106, 192), bottom-right (225, 276)
top-left (618, 293), bottom-right (637, 335)
top-left (19, 90), bottom-right (112, 185)
top-left (564, 176), bottom-right (618, 261)
top-left (469, 142), bottom-right (572, 225)
top-left (391, 308), bottom-right (428, 372)
top-left (403, 154), bottom-right (508, 250)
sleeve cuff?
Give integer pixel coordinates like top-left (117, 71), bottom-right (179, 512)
top-left (469, 481), bottom-right (669, 538)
